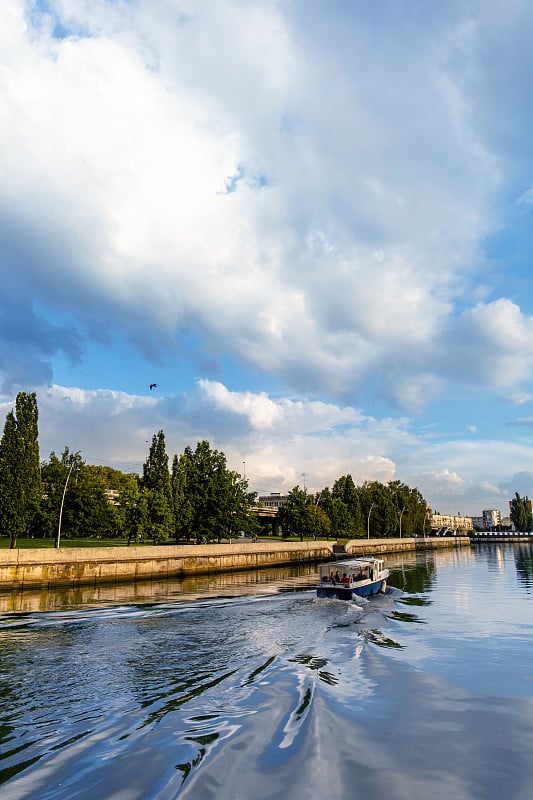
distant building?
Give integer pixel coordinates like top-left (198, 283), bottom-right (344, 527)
top-left (105, 489), bottom-right (120, 505)
top-left (482, 509), bottom-right (501, 528)
top-left (431, 512), bottom-right (473, 533)
top-left (257, 493), bottom-right (287, 510)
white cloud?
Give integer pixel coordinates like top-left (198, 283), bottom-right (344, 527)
top-left (2, 2), bottom-right (533, 521)
top-left (444, 299), bottom-right (533, 388)
top-left (3, 0), bottom-right (532, 405)
top-left (0, 379), bottom-right (516, 516)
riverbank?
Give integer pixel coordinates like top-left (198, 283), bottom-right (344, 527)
top-left (0, 536), bottom-right (470, 589)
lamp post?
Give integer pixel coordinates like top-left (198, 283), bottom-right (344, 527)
top-left (367, 502), bottom-right (375, 540)
top-left (55, 461), bottom-right (77, 549)
top-left (313, 492), bottom-right (322, 541)
top-left (242, 461), bottom-right (246, 480)
top-left (399, 507), bottom-right (406, 538)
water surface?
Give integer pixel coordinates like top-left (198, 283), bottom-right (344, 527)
top-left (1, 544), bottom-right (532, 799)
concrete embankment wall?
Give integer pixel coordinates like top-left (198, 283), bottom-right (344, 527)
top-left (0, 536), bottom-right (470, 589)
top-left (344, 536), bottom-right (471, 556)
top-left (0, 541), bottom-right (333, 589)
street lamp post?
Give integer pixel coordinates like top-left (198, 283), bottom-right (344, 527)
top-left (313, 492), bottom-right (322, 541)
top-left (399, 507), bottom-right (406, 538)
top-left (55, 462), bottom-right (77, 549)
top-left (367, 502), bottom-right (375, 540)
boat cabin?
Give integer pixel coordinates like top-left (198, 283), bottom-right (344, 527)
top-left (317, 556), bottom-right (385, 586)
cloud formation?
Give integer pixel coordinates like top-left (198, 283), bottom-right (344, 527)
top-left (2, 1), bottom-right (533, 514)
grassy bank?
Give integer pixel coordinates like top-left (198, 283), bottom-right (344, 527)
top-left (1, 535), bottom-right (343, 549)
top-left (0, 537), bottom-right (130, 549)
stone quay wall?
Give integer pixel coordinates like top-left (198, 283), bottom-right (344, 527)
top-left (0, 536), bottom-right (471, 590)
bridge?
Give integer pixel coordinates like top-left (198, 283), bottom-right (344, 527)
top-left (250, 505), bottom-right (281, 535)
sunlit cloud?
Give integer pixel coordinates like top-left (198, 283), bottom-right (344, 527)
top-left (2, 1), bottom-right (533, 515)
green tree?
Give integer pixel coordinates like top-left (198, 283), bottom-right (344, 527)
top-left (142, 431), bottom-right (173, 543)
top-left (510, 492), bottom-right (533, 532)
top-left (67, 465), bottom-right (115, 540)
top-left (332, 474), bottom-right (364, 535)
top-left (308, 503), bottom-right (331, 540)
top-left (0, 392), bottom-right (41, 548)
top-left (118, 475), bottom-right (147, 544)
top-left (175, 440), bottom-right (256, 541)
top-left (39, 449), bottom-right (115, 544)
top-left (387, 480), bottom-right (428, 537)
top-left (277, 485), bottom-right (310, 541)
top-left (171, 453), bottom-right (191, 542)
top-left (328, 496), bottom-right (356, 539)
top-left (359, 481), bottom-right (397, 538)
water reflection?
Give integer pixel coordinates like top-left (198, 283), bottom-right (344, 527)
top-left (514, 544), bottom-right (533, 590)
top-left (0, 563), bottom-right (321, 614)
top-left (0, 548), bottom-right (447, 615)
top-left (1, 545), bottom-right (533, 800)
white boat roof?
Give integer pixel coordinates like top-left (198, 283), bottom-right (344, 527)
top-left (319, 556), bottom-right (383, 571)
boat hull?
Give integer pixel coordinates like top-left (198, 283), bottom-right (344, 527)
top-left (316, 576), bottom-right (387, 601)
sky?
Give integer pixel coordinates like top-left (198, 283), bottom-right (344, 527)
top-left (2, 0), bottom-right (533, 517)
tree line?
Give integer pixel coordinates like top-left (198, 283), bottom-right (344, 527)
top-left (277, 476), bottom-right (429, 541)
top-left (0, 392), bottom-right (430, 548)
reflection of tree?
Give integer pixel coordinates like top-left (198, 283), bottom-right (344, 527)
top-left (514, 544), bottom-right (533, 590)
top-left (388, 556), bottom-right (437, 594)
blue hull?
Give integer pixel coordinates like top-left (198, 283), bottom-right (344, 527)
top-left (317, 577), bottom-right (386, 601)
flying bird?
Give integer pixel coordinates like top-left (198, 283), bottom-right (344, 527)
top-left (149, 383), bottom-right (158, 391)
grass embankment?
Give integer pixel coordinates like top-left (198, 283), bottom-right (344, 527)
top-left (0, 536), bottom-right (343, 550)
top-left (0, 537), bottom-right (130, 549)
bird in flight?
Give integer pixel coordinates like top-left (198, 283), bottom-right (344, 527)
top-left (149, 383), bottom-right (158, 391)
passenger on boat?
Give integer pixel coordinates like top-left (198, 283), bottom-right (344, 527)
top-left (334, 571), bottom-right (341, 583)
top-left (329, 572), bottom-right (335, 583)
top-left (340, 573), bottom-right (350, 584)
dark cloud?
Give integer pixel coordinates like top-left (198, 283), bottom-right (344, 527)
top-left (499, 472), bottom-right (533, 498)
top-left (0, 296), bottom-right (82, 392)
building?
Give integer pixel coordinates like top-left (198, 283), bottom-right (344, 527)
top-left (257, 493), bottom-right (287, 510)
top-left (482, 509), bottom-right (501, 528)
top-left (431, 512), bottom-right (473, 534)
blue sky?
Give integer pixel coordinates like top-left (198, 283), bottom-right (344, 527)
top-left (2, 0), bottom-right (533, 515)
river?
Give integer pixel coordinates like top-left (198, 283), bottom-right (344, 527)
top-left (1, 543), bottom-right (532, 800)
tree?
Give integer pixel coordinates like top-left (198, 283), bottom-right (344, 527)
top-left (0, 392), bottom-right (41, 548)
top-left (175, 441), bottom-right (256, 541)
top-left (388, 480), bottom-right (428, 537)
top-left (142, 431), bottom-right (173, 543)
top-left (118, 475), bottom-right (147, 544)
top-left (510, 492), bottom-right (533, 532)
top-left (171, 453), bottom-right (191, 543)
top-left (309, 503), bottom-right (331, 540)
top-left (332, 474), bottom-right (364, 535)
top-left (359, 481), bottom-right (397, 538)
top-left (328, 496), bottom-right (356, 539)
top-left (39, 449), bottom-right (115, 543)
top-left (277, 486), bottom-right (310, 541)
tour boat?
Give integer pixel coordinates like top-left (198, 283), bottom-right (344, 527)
top-left (316, 556), bottom-right (389, 600)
